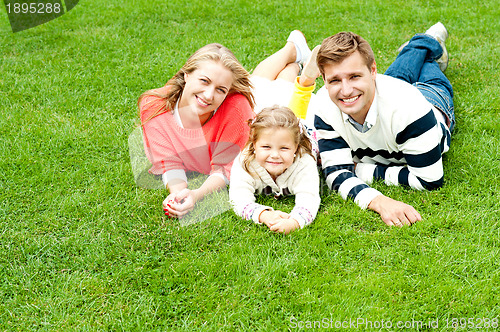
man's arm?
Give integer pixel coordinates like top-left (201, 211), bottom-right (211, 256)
top-left (315, 113), bottom-right (421, 226)
top-left (315, 114), bottom-right (382, 209)
top-left (355, 109), bottom-right (450, 191)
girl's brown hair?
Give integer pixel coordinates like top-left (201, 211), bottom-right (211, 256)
top-left (138, 43), bottom-right (255, 124)
top-left (242, 105), bottom-right (313, 176)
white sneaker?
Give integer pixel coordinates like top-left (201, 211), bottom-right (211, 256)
top-left (287, 30), bottom-right (311, 64)
top-left (425, 22), bottom-right (448, 44)
top-left (397, 41), bottom-right (409, 53)
top-left (425, 22), bottom-right (449, 72)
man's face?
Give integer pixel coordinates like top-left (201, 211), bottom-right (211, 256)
top-left (322, 51), bottom-right (377, 124)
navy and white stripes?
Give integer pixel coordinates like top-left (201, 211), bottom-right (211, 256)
top-left (313, 74), bottom-right (451, 209)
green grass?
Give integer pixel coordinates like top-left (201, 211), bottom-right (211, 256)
top-left (1, 0), bottom-right (499, 330)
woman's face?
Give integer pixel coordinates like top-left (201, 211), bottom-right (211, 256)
top-left (179, 60), bottom-right (234, 122)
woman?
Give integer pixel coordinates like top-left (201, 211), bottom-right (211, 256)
top-left (139, 43), bottom-right (255, 219)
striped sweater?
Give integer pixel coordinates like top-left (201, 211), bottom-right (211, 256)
top-left (313, 74), bottom-right (451, 209)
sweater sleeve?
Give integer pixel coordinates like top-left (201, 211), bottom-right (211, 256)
top-left (314, 113), bottom-right (382, 209)
top-left (139, 90), bottom-right (185, 175)
top-left (142, 119), bottom-right (185, 175)
top-left (287, 155), bottom-right (321, 228)
top-left (210, 94), bottom-right (255, 180)
top-left (229, 154), bottom-right (273, 224)
top-left (355, 109), bottom-right (449, 191)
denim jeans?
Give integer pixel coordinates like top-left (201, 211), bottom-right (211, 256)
top-left (385, 34), bottom-right (455, 132)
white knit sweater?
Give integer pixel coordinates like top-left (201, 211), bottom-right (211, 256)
top-left (229, 152), bottom-right (320, 228)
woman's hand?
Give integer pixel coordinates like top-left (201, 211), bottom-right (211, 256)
top-left (163, 174), bottom-right (225, 219)
top-left (163, 188), bottom-right (198, 218)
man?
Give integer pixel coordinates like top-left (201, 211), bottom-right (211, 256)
top-left (312, 23), bottom-right (455, 226)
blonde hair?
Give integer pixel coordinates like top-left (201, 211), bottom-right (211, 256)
top-left (139, 43), bottom-right (255, 124)
top-left (317, 32), bottom-right (375, 75)
top-left (242, 105), bottom-right (313, 176)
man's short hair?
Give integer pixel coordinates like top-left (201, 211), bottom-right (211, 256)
top-left (317, 32), bottom-right (375, 74)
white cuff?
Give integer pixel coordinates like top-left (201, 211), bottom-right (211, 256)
top-left (289, 212), bottom-right (306, 229)
top-left (355, 188), bottom-right (383, 210)
top-left (162, 169), bottom-right (188, 187)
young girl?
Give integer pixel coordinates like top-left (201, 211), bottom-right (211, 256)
top-left (229, 106), bottom-right (320, 234)
top-left (139, 43), bottom-right (255, 219)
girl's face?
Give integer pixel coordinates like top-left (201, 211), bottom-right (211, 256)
top-left (179, 60), bottom-right (234, 123)
top-left (254, 128), bottom-right (298, 180)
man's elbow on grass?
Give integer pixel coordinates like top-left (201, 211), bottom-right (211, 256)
top-left (419, 176), bottom-right (444, 191)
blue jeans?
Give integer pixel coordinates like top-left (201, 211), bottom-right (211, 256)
top-left (385, 34), bottom-right (455, 132)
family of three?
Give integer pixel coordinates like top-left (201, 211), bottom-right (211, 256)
top-left (138, 22), bottom-right (455, 233)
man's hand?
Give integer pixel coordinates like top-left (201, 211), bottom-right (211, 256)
top-left (368, 195), bottom-right (422, 227)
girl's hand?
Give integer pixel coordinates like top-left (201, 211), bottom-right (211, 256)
top-left (269, 218), bottom-right (300, 234)
top-left (163, 188), bottom-right (197, 218)
top-left (259, 210), bottom-right (289, 227)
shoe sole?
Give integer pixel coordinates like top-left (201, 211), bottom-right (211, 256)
top-left (302, 45), bottom-right (321, 79)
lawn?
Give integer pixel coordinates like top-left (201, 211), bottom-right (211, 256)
top-left (1, 0), bottom-right (499, 330)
